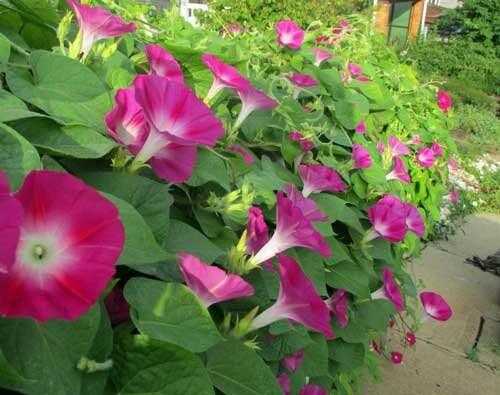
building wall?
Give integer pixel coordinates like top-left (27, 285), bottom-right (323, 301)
top-left (429, 0), bottom-right (461, 8)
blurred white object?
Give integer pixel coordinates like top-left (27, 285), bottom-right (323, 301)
top-left (179, 0), bottom-right (208, 26)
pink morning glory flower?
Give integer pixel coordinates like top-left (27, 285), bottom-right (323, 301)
top-left (437, 89), bottom-right (452, 113)
top-left (275, 20), bottom-right (305, 50)
top-left (406, 331), bottom-right (416, 346)
top-left (104, 285), bottom-right (130, 326)
top-left (300, 384), bottom-right (328, 395)
top-left (377, 142), bottom-right (385, 154)
top-left (312, 48), bottom-right (332, 66)
top-left (405, 203), bottom-right (425, 237)
top-left (355, 121), bottom-right (366, 134)
top-left (234, 86), bottom-right (278, 129)
top-left (367, 195), bottom-right (408, 243)
top-left (388, 136), bottom-right (410, 157)
top-left (252, 192), bottom-right (331, 264)
top-left (448, 158), bottom-right (458, 173)
top-left (228, 144), bottom-right (254, 166)
top-left (288, 73), bottom-right (318, 88)
top-left (372, 267), bottom-right (405, 312)
top-left (250, 255), bottom-right (334, 339)
top-left (416, 147), bottom-right (437, 168)
top-left (282, 349), bottom-right (304, 372)
top-left (246, 207), bottom-right (269, 255)
top-left (408, 134), bottom-right (422, 145)
top-left (277, 373), bottom-right (291, 395)
top-left (289, 131), bottom-right (314, 152)
top-left (420, 291), bottom-right (452, 321)
top-left (283, 184), bottom-right (328, 223)
top-left (325, 289), bottom-right (349, 328)
top-left (348, 63), bottom-right (363, 77)
top-left (201, 53), bottom-right (250, 102)
top-left (448, 189), bottom-right (460, 204)
top-left (178, 253), bottom-right (254, 307)
top-left (386, 157), bottom-right (411, 183)
top-left (0, 170), bottom-right (125, 321)
top-left (66, 0), bottom-right (136, 58)
top-left (145, 44), bottom-right (184, 83)
top-left (431, 142), bottom-right (444, 157)
top-left (390, 351), bottom-right (403, 365)
top-left (352, 144), bottom-right (373, 169)
top-left (299, 164), bottom-right (347, 197)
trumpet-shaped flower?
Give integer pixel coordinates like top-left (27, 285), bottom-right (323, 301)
top-left (234, 86), bottom-right (278, 129)
top-left (282, 349), bottom-right (304, 372)
top-left (367, 195), bottom-right (408, 243)
top-left (437, 90), bottom-right (452, 113)
top-left (289, 73), bottom-right (318, 88)
top-left (390, 351), bottom-right (403, 365)
top-left (104, 285), bottom-right (130, 325)
top-left (252, 193), bottom-right (331, 264)
top-left (405, 331), bottom-right (416, 346)
top-left (371, 267), bottom-right (405, 312)
top-left (300, 384), bottom-right (328, 395)
top-left (289, 131), bottom-right (314, 152)
top-left (409, 134), bottom-right (422, 145)
top-left (416, 147), bottom-right (437, 168)
top-left (66, 0), bottom-right (136, 58)
top-left (431, 142), bottom-right (444, 157)
top-left (299, 164), bottom-right (347, 197)
top-left (386, 157), bottom-right (411, 183)
top-left (250, 255), bottom-right (334, 338)
top-left (312, 48), bottom-right (332, 66)
top-left (201, 53), bottom-right (250, 102)
top-left (388, 136), bottom-right (410, 157)
top-left (228, 144), bottom-right (254, 166)
top-left (348, 63), bottom-right (362, 77)
top-left (0, 170), bottom-right (124, 321)
top-left (405, 204), bottom-right (425, 237)
top-left (145, 44), bottom-right (184, 82)
top-left (352, 144), bottom-right (372, 169)
top-left (178, 253), bottom-right (254, 307)
top-left (277, 373), bottom-right (291, 395)
top-left (448, 189), bottom-right (460, 204)
top-left (246, 207), bottom-right (269, 254)
top-left (355, 121), bottom-right (366, 134)
top-left (420, 291), bottom-right (452, 321)
top-left (275, 20), bottom-right (305, 50)
top-left (283, 184), bottom-right (327, 223)
top-left (325, 289), bottom-right (349, 328)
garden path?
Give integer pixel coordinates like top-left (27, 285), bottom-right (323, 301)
top-left (364, 213), bottom-right (500, 395)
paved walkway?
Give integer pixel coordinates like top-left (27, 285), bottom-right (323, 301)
top-left (364, 214), bottom-right (500, 395)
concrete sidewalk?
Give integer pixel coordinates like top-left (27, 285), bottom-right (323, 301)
top-left (364, 214), bottom-right (500, 395)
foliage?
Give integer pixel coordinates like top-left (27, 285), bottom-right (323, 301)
top-left (0, 2), bottom-right (455, 395)
top-left (197, 0), bottom-right (369, 31)
top-left (435, 0), bottom-right (500, 47)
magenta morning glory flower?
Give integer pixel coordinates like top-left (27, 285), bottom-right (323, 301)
top-left (246, 207), bottom-right (269, 255)
top-left (377, 142), bottom-right (385, 154)
top-left (437, 89), bottom-right (452, 113)
top-left (201, 53), bottom-right (250, 102)
top-left (416, 147), bottom-right (437, 168)
top-left (420, 291), bottom-right (452, 321)
top-left (289, 131), bottom-right (314, 152)
top-left (275, 20), bottom-right (305, 50)
top-left (431, 142), bottom-right (444, 157)
top-left (299, 164), bottom-right (347, 197)
top-left (252, 192), bottom-right (331, 264)
top-left (288, 73), bottom-right (318, 88)
top-left (367, 195), bottom-right (408, 243)
top-left (250, 255), bottom-right (334, 339)
top-left (66, 0), bottom-right (136, 58)
top-left (0, 170), bottom-right (125, 322)
top-left (408, 134), bottom-right (422, 145)
top-left (355, 121), bottom-right (366, 134)
top-left (145, 44), bottom-right (184, 83)
top-left (325, 289), bottom-right (349, 328)
top-left (404, 203), bottom-right (425, 237)
top-left (348, 63), bottom-right (363, 77)
top-left (390, 351), bottom-right (403, 365)
top-left (178, 253), bottom-right (254, 307)
top-left (448, 189), bottom-right (460, 204)
top-left (234, 86), bottom-right (278, 129)
top-left (371, 267), bottom-right (405, 312)
top-left (352, 144), bottom-right (372, 169)
top-left (104, 285), bottom-right (130, 326)
top-left (388, 136), bottom-right (410, 157)
top-left (312, 48), bottom-right (332, 66)
top-left (386, 157), bottom-right (411, 183)
top-left (406, 331), bottom-right (416, 346)
top-left (300, 384), bottom-right (328, 395)
top-left (283, 184), bottom-right (327, 223)
top-left (282, 349), bottom-right (304, 372)
top-left (277, 373), bottom-right (291, 395)
top-left (228, 144), bottom-right (254, 166)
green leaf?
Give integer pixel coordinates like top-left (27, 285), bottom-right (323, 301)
top-left (0, 305), bottom-right (110, 395)
top-left (325, 236), bottom-right (352, 265)
top-left (295, 249), bottom-right (327, 296)
top-left (0, 33), bottom-right (10, 72)
top-left (333, 93), bottom-right (369, 129)
top-left (0, 122), bottom-right (41, 189)
top-left (360, 161), bottom-right (387, 186)
top-left (207, 340), bottom-right (282, 395)
top-left (329, 340), bottom-right (365, 372)
top-left (368, 238), bottom-right (395, 264)
top-left (187, 149), bottom-right (230, 191)
top-left (105, 194), bottom-right (168, 267)
top-left (332, 320), bottom-right (369, 344)
top-left (112, 332), bottom-right (214, 395)
top-left (0, 88), bottom-right (48, 122)
top-left (300, 333), bottom-right (329, 377)
top-left (124, 278), bottom-right (222, 353)
top-left (6, 50), bottom-right (111, 131)
top-left (164, 219), bottom-right (223, 262)
top-left (314, 68), bottom-right (346, 99)
top-left (325, 262), bottom-right (370, 298)
top-left (356, 300), bottom-right (395, 332)
top-left (314, 194), bottom-right (364, 233)
top-left (80, 172), bottom-right (173, 244)
top-left (12, 118), bottom-right (116, 159)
